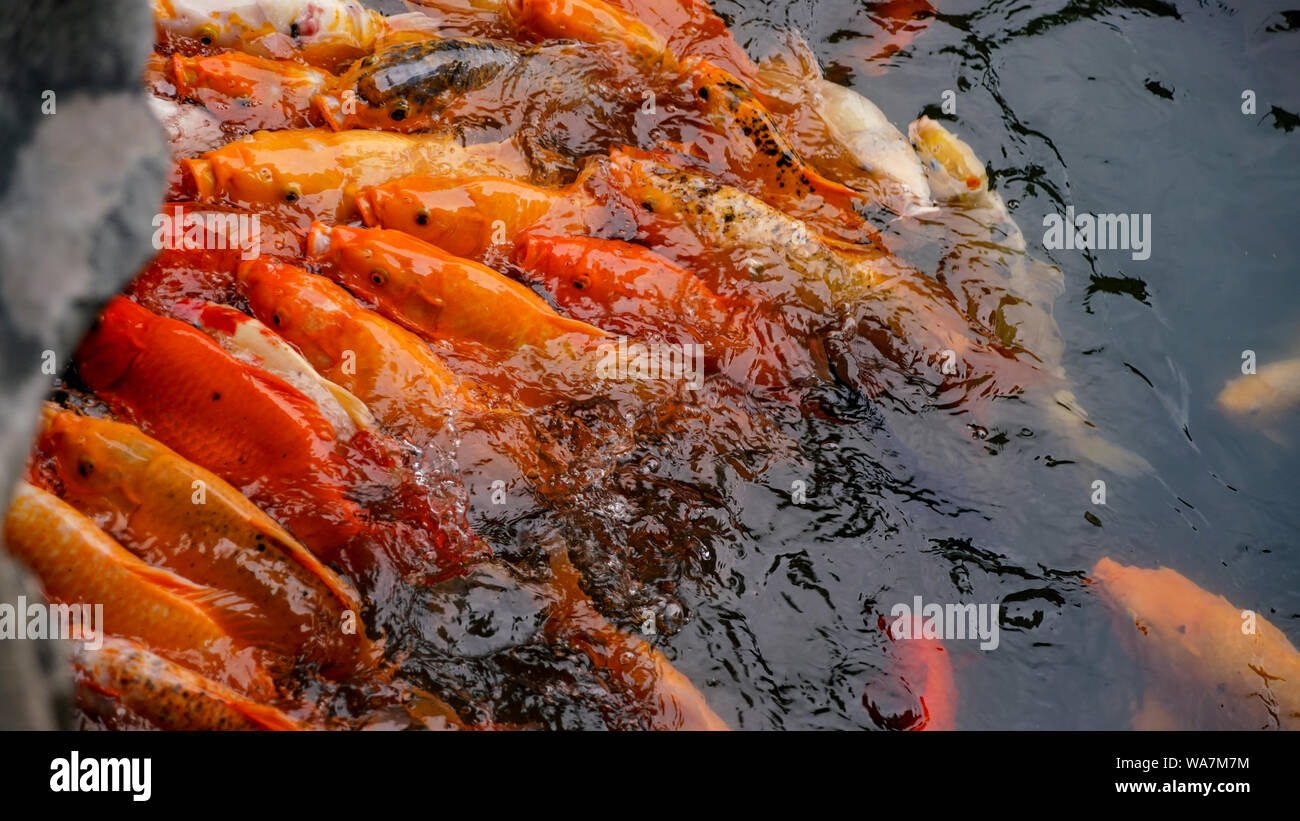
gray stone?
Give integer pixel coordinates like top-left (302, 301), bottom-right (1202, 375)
top-left (0, 0), bottom-right (167, 730)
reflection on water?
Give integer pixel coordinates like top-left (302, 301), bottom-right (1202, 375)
top-left (368, 0), bottom-right (1299, 729)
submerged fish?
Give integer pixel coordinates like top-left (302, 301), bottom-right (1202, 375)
top-left (1217, 357), bottom-right (1300, 430)
top-left (1091, 557), bottom-right (1300, 730)
top-left (172, 50), bottom-right (334, 130)
top-left (544, 549), bottom-right (728, 730)
top-left (4, 481), bottom-right (274, 696)
top-left (863, 616), bottom-right (957, 730)
top-left (512, 234), bottom-right (814, 388)
top-left (182, 127), bottom-right (531, 227)
top-left (77, 637), bottom-right (306, 730)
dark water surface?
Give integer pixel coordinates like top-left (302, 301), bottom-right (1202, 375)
top-left (372, 0), bottom-right (1300, 729)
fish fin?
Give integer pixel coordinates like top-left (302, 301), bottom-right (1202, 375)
top-left (228, 699), bottom-right (308, 731)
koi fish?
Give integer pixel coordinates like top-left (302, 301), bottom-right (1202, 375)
top-left (237, 258), bottom-right (469, 438)
top-left (77, 637), bottom-right (307, 730)
top-left (509, 0), bottom-right (673, 68)
top-left (355, 174), bottom-right (594, 262)
top-left (173, 299), bottom-right (377, 438)
top-left (671, 58), bottom-right (887, 244)
top-left (153, 0), bottom-right (388, 70)
top-left (237, 258), bottom-right (593, 499)
top-left (1091, 557), bottom-right (1300, 730)
top-left (599, 148), bottom-right (1041, 402)
top-left (75, 296), bottom-right (366, 558)
top-left (544, 548), bottom-right (728, 730)
top-left (863, 615), bottom-right (957, 730)
top-left (314, 37), bottom-right (523, 131)
top-left (172, 51), bottom-right (335, 130)
top-left (4, 481), bottom-right (274, 696)
top-left (511, 234), bottom-right (815, 388)
top-left (182, 127), bottom-right (532, 227)
top-left (1217, 357), bottom-right (1300, 432)
top-left (306, 222), bottom-right (610, 356)
top-left (34, 408), bottom-right (374, 675)
top-left (77, 297), bottom-right (485, 581)
top-left (909, 115), bottom-right (991, 204)
top-left (511, 234), bottom-right (733, 343)
top-left (748, 37), bottom-right (932, 212)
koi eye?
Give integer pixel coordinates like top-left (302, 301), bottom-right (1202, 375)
top-left (390, 106), bottom-right (409, 122)
top-left (415, 211), bottom-right (429, 226)
top-left (284, 183), bottom-right (301, 203)
top-left (370, 269), bottom-right (387, 286)
top-left (77, 459), bottom-right (94, 478)
top-left (289, 21), bottom-right (301, 39)
top-left (573, 276), bottom-right (590, 290)
top-left (271, 313), bottom-right (282, 326)
top-left (196, 23), bottom-right (219, 45)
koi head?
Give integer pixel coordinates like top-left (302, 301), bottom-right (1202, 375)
top-left (75, 297), bottom-right (152, 391)
top-left (316, 38), bottom-right (521, 131)
top-left (307, 222), bottom-right (421, 312)
top-left (35, 412), bottom-right (148, 511)
top-left (173, 53), bottom-right (256, 102)
top-left (513, 234), bottom-right (618, 310)
top-left (182, 138), bottom-right (301, 209)
top-left (174, 51), bottom-right (332, 107)
top-left (357, 176), bottom-right (557, 258)
top-left (237, 258), bottom-right (352, 371)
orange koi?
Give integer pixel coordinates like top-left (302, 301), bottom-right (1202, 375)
top-left (182, 127), bottom-right (531, 227)
top-left (4, 481), bottom-right (275, 696)
top-left (237, 258), bottom-right (596, 498)
top-left (1091, 558), bottom-right (1300, 730)
top-left (508, 0), bottom-right (673, 68)
top-left (34, 409), bottom-right (374, 675)
top-left (237, 258), bottom-right (470, 438)
top-left (74, 296), bottom-right (366, 559)
top-left (77, 637), bottom-right (307, 730)
top-left (355, 175), bottom-right (596, 262)
top-left (545, 549), bottom-right (727, 730)
top-left (863, 616), bottom-right (957, 730)
top-left (306, 222), bottom-right (610, 355)
top-left (76, 297), bottom-right (485, 581)
top-left (172, 51), bottom-right (334, 130)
